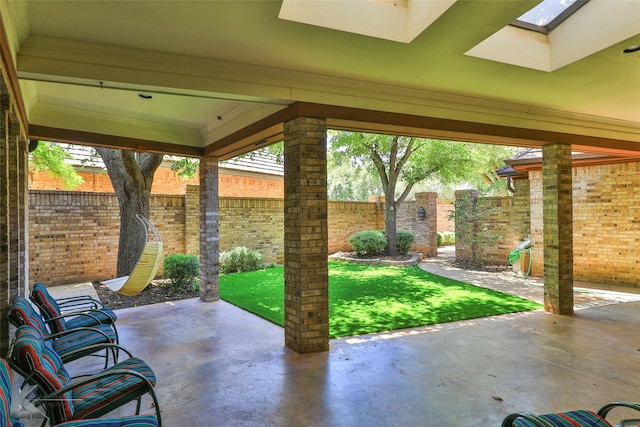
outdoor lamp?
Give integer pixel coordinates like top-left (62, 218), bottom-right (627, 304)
top-left (418, 206), bottom-right (426, 220)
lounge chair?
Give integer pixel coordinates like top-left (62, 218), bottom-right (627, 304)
top-left (502, 402), bottom-right (640, 426)
top-left (8, 325), bottom-right (161, 426)
top-left (30, 282), bottom-right (119, 345)
top-left (0, 357), bottom-right (159, 427)
top-left (7, 296), bottom-right (117, 367)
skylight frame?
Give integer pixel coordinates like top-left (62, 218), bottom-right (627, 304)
top-left (511, 0), bottom-right (589, 35)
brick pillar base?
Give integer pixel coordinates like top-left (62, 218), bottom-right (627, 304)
top-left (542, 144), bottom-right (573, 314)
top-left (284, 116), bottom-right (329, 354)
top-left (199, 157), bottom-right (219, 302)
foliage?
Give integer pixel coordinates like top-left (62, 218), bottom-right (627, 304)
top-left (219, 262), bottom-right (542, 339)
top-left (394, 231), bottom-right (416, 255)
top-left (450, 193), bottom-right (502, 266)
top-left (170, 157), bottom-right (199, 179)
top-left (349, 230), bottom-right (388, 256)
top-left (163, 253), bottom-right (200, 291)
top-left (30, 141), bottom-right (85, 189)
top-left (219, 246), bottom-right (266, 274)
top-left (437, 231), bottom-right (456, 246)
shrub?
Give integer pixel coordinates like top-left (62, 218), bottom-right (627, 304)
top-left (395, 231), bottom-right (415, 255)
top-left (163, 253), bottom-right (200, 291)
top-left (219, 246), bottom-right (265, 274)
top-left (349, 230), bottom-right (387, 256)
top-left (437, 231), bottom-right (455, 246)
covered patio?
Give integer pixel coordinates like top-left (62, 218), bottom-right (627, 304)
top-left (1, 1), bottom-right (639, 424)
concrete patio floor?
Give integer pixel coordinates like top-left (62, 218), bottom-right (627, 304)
top-left (61, 296), bottom-right (639, 426)
top-left (41, 249), bottom-right (640, 426)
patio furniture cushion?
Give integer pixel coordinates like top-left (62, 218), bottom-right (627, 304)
top-left (55, 415), bottom-right (159, 427)
top-left (30, 283), bottom-right (117, 334)
top-left (50, 325), bottom-right (117, 359)
top-left (11, 326), bottom-right (75, 423)
top-left (508, 410), bottom-right (612, 426)
top-left (70, 359), bottom-right (156, 421)
top-left (7, 296), bottom-right (48, 334)
top-left (0, 359), bottom-right (26, 427)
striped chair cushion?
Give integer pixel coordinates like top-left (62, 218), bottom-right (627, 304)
top-left (512, 410), bottom-right (612, 427)
top-left (55, 415), bottom-right (158, 427)
top-left (70, 357), bottom-right (156, 421)
top-left (0, 359), bottom-right (30, 427)
top-left (31, 283), bottom-right (117, 334)
top-left (10, 326), bottom-right (74, 423)
top-left (51, 324), bottom-right (116, 361)
top-left (66, 308), bottom-right (118, 330)
top-left (7, 296), bottom-right (48, 333)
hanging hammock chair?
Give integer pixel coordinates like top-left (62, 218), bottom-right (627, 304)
top-left (100, 214), bottom-right (163, 297)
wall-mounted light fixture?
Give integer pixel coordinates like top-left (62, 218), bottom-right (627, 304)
top-left (418, 206), bottom-right (426, 220)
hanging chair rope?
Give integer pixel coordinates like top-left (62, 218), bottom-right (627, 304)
top-left (100, 215), bottom-right (163, 297)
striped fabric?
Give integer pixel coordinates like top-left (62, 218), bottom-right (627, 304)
top-left (8, 297), bottom-right (115, 363)
top-left (2, 357), bottom-right (155, 427)
top-left (10, 325), bottom-right (157, 425)
top-left (71, 359), bottom-right (156, 420)
top-left (0, 359), bottom-right (26, 427)
top-left (55, 415), bottom-right (158, 427)
top-left (30, 283), bottom-right (117, 334)
top-left (51, 325), bottom-right (116, 360)
top-left (10, 326), bottom-right (75, 423)
top-left (512, 410), bottom-right (612, 427)
top-left (7, 296), bottom-right (48, 334)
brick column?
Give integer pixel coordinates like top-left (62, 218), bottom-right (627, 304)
top-left (542, 144), bottom-right (573, 314)
top-left (414, 192), bottom-right (437, 256)
top-left (284, 116), bottom-right (329, 354)
top-left (185, 184), bottom-right (200, 255)
top-left (199, 157), bottom-right (219, 302)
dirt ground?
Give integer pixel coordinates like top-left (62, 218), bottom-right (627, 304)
top-left (93, 280), bottom-right (199, 310)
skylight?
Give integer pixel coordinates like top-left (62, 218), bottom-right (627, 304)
top-left (512, 0), bottom-right (589, 34)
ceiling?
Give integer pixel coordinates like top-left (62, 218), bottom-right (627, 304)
top-left (1, 0), bottom-right (639, 160)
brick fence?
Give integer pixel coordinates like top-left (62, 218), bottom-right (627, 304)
top-left (29, 187), bottom-right (452, 286)
top-left (456, 161), bottom-right (640, 290)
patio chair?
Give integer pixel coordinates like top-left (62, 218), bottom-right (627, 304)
top-left (502, 402), bottom-right (640, 426)
top-left (0, 357), bottom-right (159, 427)
top-left (8, 325), bottom-right (161, 426)
top-left (99, 215), bottom-right (163, 297)
top-left (30, 282), bottom-right (119, 344)
top-left (7, 296), bottom-right (117, 367)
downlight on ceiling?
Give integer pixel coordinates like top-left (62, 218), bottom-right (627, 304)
top-left (622, 45), bottom-right (640, 53)
top-left (138, 93), bottom-right (153, 99)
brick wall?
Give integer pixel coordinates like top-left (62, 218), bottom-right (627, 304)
top-left (29, 166), bottom-right (284, 198)
top-left (457, 161), bottom-right (640, 289)
top-left (29, 188), bottom-right (442, 286)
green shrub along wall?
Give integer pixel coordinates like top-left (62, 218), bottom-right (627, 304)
top-left (29, 187), bottom-right (443, 286)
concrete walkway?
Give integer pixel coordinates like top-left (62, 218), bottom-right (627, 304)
top-left (419, 246), bottom-right (640, 309)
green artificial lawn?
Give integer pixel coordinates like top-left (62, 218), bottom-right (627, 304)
top-left (220, 262), bottom-right (541, 339)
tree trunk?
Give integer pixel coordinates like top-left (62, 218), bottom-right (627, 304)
top-left (96, 149), bottom-right (163, 276)
top-left (385, 195), bottom-right (398, 256)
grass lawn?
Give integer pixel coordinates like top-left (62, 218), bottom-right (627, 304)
top-left (220, 261), bottom-right (541, 338)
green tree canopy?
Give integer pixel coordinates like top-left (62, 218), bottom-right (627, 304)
top-left (30, 141), bottom-right (84, 189)
top-left (329, 131), bottom-right (520, 254)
